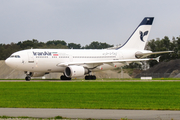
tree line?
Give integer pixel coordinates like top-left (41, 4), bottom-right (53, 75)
top-left (146, 36), bottom-right (179, 67)
top-left (0, 39), bottom-right (113, 60)
top-left (0, 36), bottom-right (179, 67)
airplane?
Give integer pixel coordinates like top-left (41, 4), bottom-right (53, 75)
top-left (5, 17), bottom-right (173, 81)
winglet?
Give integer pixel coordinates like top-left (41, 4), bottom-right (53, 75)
top-left (150, 56), bottom-right (160, 62)
top-left (156, 56), bottom-right (160, 62)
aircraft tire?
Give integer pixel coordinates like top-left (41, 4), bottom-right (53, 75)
top-left (85, 75), bottom-right (96, 80)
top-left (60, 75), bottom-right (71, 80)
top-left (85, 76), bottom-right (89, 80)
top-left (92, 75), bottom-right (96, 80)
top-left (25, 76), bottom-right (31, 81)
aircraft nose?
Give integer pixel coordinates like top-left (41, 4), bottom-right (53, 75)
top-left (5, 58), bottom-right (11, 66)
top-left (5, 58), bottom-right (18, 68)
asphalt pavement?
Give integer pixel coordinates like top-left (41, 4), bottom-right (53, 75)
top-left (0, 108), bottom-right (180, 120)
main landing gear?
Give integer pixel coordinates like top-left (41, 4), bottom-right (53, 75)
top-left (85, 75), bottom-right (96, 80)
top-left (60, 75), bottom-right (71, 80)
top-left (60, 75), bottom-right (96, 80)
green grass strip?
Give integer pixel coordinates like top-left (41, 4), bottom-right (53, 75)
top-left (0, 82), bottom-right (180, 110)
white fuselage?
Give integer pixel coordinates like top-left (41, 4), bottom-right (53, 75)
top-left (5, 49), bottom-right (137, 73)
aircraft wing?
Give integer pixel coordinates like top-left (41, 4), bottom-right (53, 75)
top-left (57, 56), bottom-right (160, 67)
top-left (135, 51), bottom-right (173, 58)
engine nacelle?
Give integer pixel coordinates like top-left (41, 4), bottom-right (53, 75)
top-left (65, 66), bottom-right (89, 77)
top-left (31, 72), bottom-right (49, 77)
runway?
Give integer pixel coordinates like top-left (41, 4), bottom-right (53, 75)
top-left (1, 79), bottom-right (180, 82)
top-left (0, 108), bottom-right (180, 120)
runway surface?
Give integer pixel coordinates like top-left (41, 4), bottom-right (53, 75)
top-left (1, 79), bottom-right (180, 82)
top-left (0, 108), bottom-right (180, 120)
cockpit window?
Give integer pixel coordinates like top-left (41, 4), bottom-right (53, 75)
top-left (15, 55), bottom-right (20, 58)
top-left (10, 55), bottom-right (20, 58)
top-left (10, 55), bottom-right (15, 58)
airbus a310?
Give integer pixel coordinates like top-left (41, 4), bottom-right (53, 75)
top-left (5, 17), bottom-right (172, 81)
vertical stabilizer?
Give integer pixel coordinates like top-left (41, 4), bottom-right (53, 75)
top-left (117, 17), bottom-right (154, 50)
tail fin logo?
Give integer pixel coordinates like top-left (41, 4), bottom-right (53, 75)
top-left (140, 31), bottom-right (148, 42)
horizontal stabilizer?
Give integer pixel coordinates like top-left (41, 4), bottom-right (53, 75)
top-left (135, 51), bottom-right (173, 58)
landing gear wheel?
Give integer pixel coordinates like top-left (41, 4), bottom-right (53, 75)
top-left (85, 75), bottom-right (96, 80)
top-left (60, 75), bottom-right (71, 80)
top-left (25, 76), bottom-right (31, 81)
top-left (92, 75), bottom-right (96, 80)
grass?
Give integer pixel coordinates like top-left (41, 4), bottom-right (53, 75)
top-left (0, 116), bottom-right (30, 119)
top-left (0, 115), bottom-right (65, 119)
top-left (0, 82), bottom-right (180, 110)
top-left (0, 115), bottom-right (131, 120)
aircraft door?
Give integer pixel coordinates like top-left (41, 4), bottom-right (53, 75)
top-left (27, 51), bottom-right (34, 63)
top-left (69, 55), bottom-right (73, 62)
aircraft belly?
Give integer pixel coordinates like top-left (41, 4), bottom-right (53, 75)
top-left (92, 63), bottom-right (124, 72)
top-left (33, 63), bottom-right (65, 72)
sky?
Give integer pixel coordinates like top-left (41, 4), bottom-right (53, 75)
top-left (1, 0), bottom-right (180, 46)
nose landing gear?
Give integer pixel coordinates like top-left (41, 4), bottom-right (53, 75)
top-left (25, 75), bottom-right (31, 81)
top-left (25, 71), bottom-right (32, 81)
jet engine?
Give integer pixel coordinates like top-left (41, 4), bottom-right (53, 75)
top-left (64, 66), bottom-right (89, 77)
